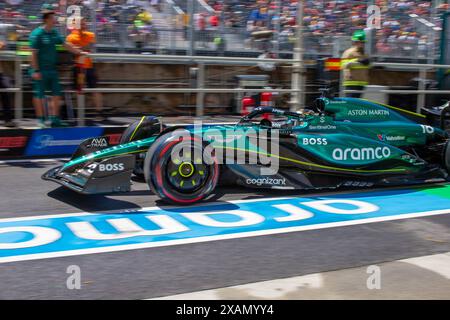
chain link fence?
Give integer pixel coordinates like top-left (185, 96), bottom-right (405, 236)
top-left (0, 0), bottom-right (448, 60)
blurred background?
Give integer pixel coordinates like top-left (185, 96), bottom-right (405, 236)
top-left (0, 0), bottom-right (449, 124)
top-left (1, 0), bottom-right (448, 59)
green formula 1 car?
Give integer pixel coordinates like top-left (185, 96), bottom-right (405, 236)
top-left (43, 95), bottom-right (450, 204)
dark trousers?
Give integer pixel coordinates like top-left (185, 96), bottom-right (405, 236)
top-left (345, 85), bottom-right (365, 98)
top-left (0, 73), bottom-right (13, 123)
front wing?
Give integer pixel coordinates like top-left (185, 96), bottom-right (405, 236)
top-left (42, 155), bottom-right (136, 194)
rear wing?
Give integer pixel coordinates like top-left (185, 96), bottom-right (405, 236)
top-left (422, 101), bottom-right (450, 131)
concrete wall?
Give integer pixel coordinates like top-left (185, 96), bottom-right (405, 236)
top-left (1, 60), bottom-right (433, 115)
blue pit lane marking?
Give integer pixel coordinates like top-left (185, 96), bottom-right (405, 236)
top-left (0, 185), bottom-right (449, 263)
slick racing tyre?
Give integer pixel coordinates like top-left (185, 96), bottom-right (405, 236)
top-left (120, 116), bottom-right (165, 178)
top-left (144, 132), bottom-right (219, 205)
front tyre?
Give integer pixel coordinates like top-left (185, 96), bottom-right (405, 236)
top-left (144, 132), bottom-right (219, 205)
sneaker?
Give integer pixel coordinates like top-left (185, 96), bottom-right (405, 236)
top-left (49, 116), bottom-right (68, 128)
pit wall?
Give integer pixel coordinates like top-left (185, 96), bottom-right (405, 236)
top-left (1, 61), bottom-right (426, 115)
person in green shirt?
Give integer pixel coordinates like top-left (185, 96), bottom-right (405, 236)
top-left (30, 6), bottom-right (86, 127)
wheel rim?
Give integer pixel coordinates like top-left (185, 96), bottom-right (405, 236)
top-left (178, 162), bottom-right (195, 178)
top-left (148, 134), bottom-right (220, 204)
top-left (166, 152), bottom-right (209, 193)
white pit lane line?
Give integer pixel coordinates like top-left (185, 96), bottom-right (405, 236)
top-left (0, 167), bottom-right (449, 265)
top-left (402, 252), bottom-right (450, 279)
top-left (151, 252), bottom-right (450, 300)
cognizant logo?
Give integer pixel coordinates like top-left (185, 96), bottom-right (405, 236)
top-left (246, 178), bottom-right (287, 186)
top-left (332, 147), bottom-right (391, 161)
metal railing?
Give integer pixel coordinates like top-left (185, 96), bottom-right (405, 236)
top-left (2, 0), bottom-right (447, 58)
top-left (1, 24), bottom-right (444, 61)
top-left (80, 52), bottom-right (297, 125)
top-left (2, 51), bottom-right (450, 126)
top-left (0, 51), bottom-right (301, 126)
top-left (341, 62), bottom-right (450, 113)
top-left (71, 59), bottom-right (450, 125)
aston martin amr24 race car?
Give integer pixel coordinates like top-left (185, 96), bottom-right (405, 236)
top-left (43, 96), bottom-right (450, 204)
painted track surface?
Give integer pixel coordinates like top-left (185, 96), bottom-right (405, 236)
top-left (0, 160), bottom-right (449, 299)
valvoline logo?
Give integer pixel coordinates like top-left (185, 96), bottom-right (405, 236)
top-left (377, 134), bottom-right (406, 143)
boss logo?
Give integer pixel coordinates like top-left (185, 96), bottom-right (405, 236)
top-left (98, 163), bottom-right (125, 172)
top-left (302, 138), bottom-right (328, 146)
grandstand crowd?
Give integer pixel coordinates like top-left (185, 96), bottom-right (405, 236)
top-left (0, 0), bottom-right (449, 56)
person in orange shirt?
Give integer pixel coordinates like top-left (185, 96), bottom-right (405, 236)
top-left (66, 17), bottom-right (104, 121)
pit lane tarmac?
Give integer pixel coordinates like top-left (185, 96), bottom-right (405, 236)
top-left (0, 160), bottom-right (449, 299)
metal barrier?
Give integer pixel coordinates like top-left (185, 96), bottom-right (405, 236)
top-left (1, 24), bottom-right (443, 61)
top-left (0, 50), bottom-right (22, 120)
top-left (2, 50), bottom-right (450, 126)
top-left (340, 61), bottom-right (450, 113)
top-left (88, 53), bottom-right (292, 64)
top-left (0, 51), bottom-right (302, 126)
top-left (1, 0), bottom-right (446, 60)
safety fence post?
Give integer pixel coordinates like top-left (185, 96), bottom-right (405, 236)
top-left (290, 0), bottom-right (305, 111)
top-left (188, 0), bottom-right (195, 56)
top-left (417, 68), bottom-right (427, 113)
top-left (196, 63), bottom-right (205, 117)
top-left (77, 93), bottom-right (85, 127)
top-left (14, 55), bottom-right (23, 120)
top-left (339, 66), bottom-right (345, 98)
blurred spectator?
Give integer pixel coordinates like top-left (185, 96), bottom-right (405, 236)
top-left (342, 30), bottom-right (371, 98)
top-left (194, 12), bottom-right (207, 48)
top-left (210, 13), bottom-right (219, 28)
top-left (129, 7), bottom-right (156, 52)
top-left (150, 0), bottom-right (161, 13)
top-left (137, 7), bottom-right (152, 24)
top-left (29, 5), bottom-right (84, 128)
top-left (207, 0), bottom-right (447, 56)
top-left (0, 0), bottom-right (448, 57)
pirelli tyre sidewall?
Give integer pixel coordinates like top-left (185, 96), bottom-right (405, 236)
top-left (144, 132), bottom-right (219, 205)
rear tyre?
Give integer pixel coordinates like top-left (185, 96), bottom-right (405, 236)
top-left (120, 116), bottom-right (165, 178)
top-left (445, 141), bottom-right (450, 176)
top-left (144, 132), bottom-right (219, 205)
